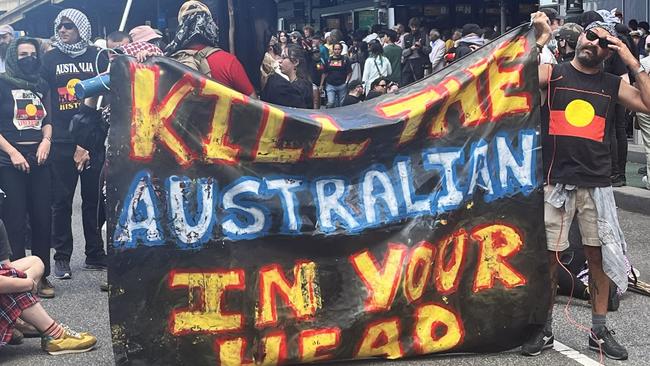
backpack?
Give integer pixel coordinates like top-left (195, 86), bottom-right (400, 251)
top-left (171, 46), bottom-right (221, 77)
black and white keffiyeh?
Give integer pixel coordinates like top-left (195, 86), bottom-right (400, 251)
top-left (52, 8), bottom-right (91, 58)
top-left (165, 11), bottom-right (219, 56)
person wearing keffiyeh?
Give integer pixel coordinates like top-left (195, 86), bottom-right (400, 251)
top-left (51, 8), bottom-right (91, 58)
top-left (165, 0), bottom-right (256, 96)
top-left (40, 8), bottom-right (109, 281)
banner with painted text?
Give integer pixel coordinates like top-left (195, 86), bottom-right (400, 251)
top-left (107, 26), bottom-right (549, 365)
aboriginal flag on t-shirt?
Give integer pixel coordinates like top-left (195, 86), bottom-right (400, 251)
top-left (548, 87), bottom-right (611, 143)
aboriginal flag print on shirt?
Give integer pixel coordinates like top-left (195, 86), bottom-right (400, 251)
top-left (549, 87), bottom-right (611, 142)
top-left (541, 62), bottom-right (622, 187)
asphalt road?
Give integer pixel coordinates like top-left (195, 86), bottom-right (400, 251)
top-left (0, 192), bottom-right (648, 366)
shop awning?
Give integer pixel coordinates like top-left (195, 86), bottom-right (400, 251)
top-left (0, 0), bottom-right (50, 25)
top-left (312, 0), bottom-right (376, 18)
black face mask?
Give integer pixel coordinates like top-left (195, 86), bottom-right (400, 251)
top-left (17, 56), bottom-right (40, 74)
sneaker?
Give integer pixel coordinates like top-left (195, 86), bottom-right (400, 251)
top-left (84, 255), bottom-right (107, 271)
top-left (41, 325), bottom-right (97, 355)
top-left (37, 277), bottom-right (55, 299)
top-left (589, 327), bottom-right (628, 360)
top-left (53, 260), bottom-right (71, 280)
top-left (100, 282), bottom-right (109, 292)
top-left (639, 166), bottom-right (647, 175)
top-left (611, 175), bottom-right (626, 187)
top-left (643, 176), bottom-right (649, 190)
top-left (521, 327), bottom-right (554, 356)
top-left (8, 329), bottom-right (24, 345)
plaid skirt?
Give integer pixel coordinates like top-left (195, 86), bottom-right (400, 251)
top-left (0, 264), bottom-right (39, 346)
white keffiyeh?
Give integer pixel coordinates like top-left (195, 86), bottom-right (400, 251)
top-left (52, 8), bottom-right (91, 58)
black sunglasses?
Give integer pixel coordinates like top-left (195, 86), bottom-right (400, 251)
top-left (585, 29), bottom-right (611, 49)
top-left (377, 83), bottom-right (387, 87)
top-left (57, 22), bottom-right (75, 30)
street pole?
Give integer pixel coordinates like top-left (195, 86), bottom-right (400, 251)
top-left (118, 0), bottom-right (133, 32)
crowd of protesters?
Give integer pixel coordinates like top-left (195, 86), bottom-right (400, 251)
top-left (0, 0), bottom-right (648, 359)
top-left (259, 18), bottom-right (501, 109)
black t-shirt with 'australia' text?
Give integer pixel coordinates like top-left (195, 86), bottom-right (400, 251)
top-left (542, 62), bottom-right (622, 187)
top-left (40, 46), bottom-right (108, 143)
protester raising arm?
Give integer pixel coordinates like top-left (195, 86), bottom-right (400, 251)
top-left (532, 11), bottom-right (553, 88)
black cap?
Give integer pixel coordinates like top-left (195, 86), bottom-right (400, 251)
top-left (541, 7), bottom-right (560, 22)
top-left (461, 23), bottom-right (483, 36)
top-left (557, 23), bottom-right (583, 46)
top-left (348, 80), bottom-right (363, 91)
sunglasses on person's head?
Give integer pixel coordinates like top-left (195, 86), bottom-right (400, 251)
top-left (585, 29), bottom-right (612, 49)
top-left (57, 22), bottom-right (75, 30)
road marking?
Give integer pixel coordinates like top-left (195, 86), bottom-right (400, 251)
top-left (554, 341), bottom-right (603, 366)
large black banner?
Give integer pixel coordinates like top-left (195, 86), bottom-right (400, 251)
top-left (107, 26), bottom-right (550, 365)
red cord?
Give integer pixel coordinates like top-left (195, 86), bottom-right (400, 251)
top-left (554, 210), bottom-right (605, 364)
top-left (546, 67), bottom-right (604, 363)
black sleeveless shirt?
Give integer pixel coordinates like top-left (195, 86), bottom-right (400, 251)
top-left (542, 62), bottom-right (621, 187)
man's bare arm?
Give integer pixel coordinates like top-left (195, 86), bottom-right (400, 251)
top-left (531, 11), bottom-right (553, 88)
top-left (607, 35), bottom-right (650, 113)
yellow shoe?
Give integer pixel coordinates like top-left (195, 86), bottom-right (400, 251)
top-left (41, 325), bottom-right (97, 355)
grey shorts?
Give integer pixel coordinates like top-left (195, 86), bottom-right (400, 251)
top-left (544, 185), bottom-right (600, 251)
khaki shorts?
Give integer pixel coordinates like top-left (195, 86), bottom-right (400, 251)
top-left (544, 185), bottom-right (600, 251)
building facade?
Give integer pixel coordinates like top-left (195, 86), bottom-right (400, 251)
top-left (541, 0), bottom-right (650, 23)
top-left (278, 0), bottom-right (539, 34)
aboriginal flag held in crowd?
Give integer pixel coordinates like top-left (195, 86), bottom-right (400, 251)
top-left (106, 25), bottom-right (550, 365)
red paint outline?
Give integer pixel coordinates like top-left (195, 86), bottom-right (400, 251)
top-left (432, 70), bottom-right (489, 132)
top-left (375, 86), bottom-right (448, 147)
top-left (458, 57), bottom-right (492, 128)
top-left (167, 268), bottom-right (245, 336)
top-left (404, 241), bottom-right (436, 304)
top-left (129, 62), bottom-right (160, 163)
top-left (200, 77), bottom-right (246, 165)
top-left (487, 37), bottom-right (533, 122)
top-left (256, 260), bottom-right (319, 328)
top-left (129, 64), bottom-right (197, 167)
top-left (470, 222), bottom-right (528, 293)
top-left (214, 336), bottom-right (251, 366)
top-left (412, 302), bottom-right (466, 355)
top-left (349, 243), bottom-right (408, 312)
top-left (353, 317), bottom-right (404, 359)
top-left (298, 327), bottom-right (342, 362)
top-left (258, 330), bottom-right (288, 366)
top-left (158, 73), bottom-right (199, 167)
top-left (434, 229), bottom-right (469, 296)
top-left (251, 104), bottom-right (302, 162)
top-left (305, 114), bottom-right (371, 160)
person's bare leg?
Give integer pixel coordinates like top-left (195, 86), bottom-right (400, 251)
top-left (547, 251), bottom-right (559, 307)
top-left (19, 303), bottom-right (55, 332)
top-left (584, 246), bottom-right (608, 315)
top-left (10, 256), bottom-right (44, 283)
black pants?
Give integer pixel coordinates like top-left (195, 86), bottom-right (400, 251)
top-left (401, 58), bottom-right (425, 86)
top-left (0, 164), bottom-right (52, 276)
top-left (50, 143), bottom-right (105, 263)
top-left (610, 105), bottom-right (628, 178)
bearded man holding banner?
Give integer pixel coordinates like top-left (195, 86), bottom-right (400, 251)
top-left (524, 11), bottom-right (650, 360)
